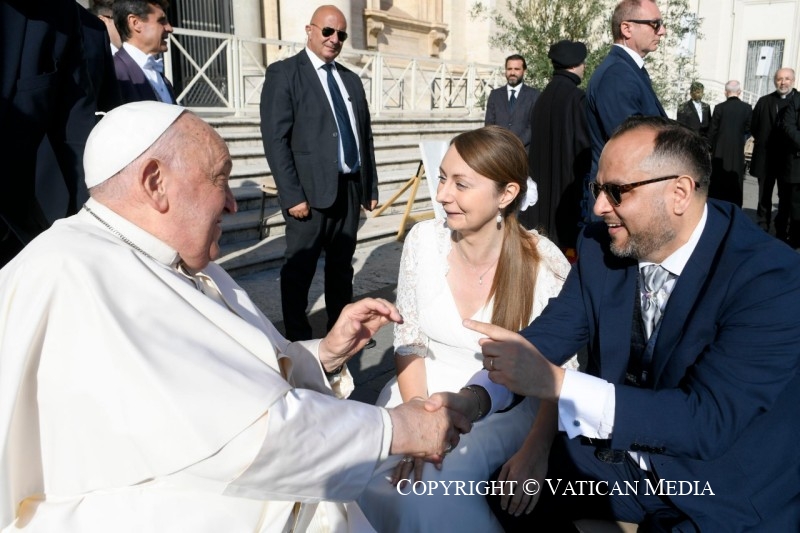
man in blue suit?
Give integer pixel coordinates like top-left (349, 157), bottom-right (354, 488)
top-left (587, 0), bottom-right (667, 184)
top-left (474, 116), bottom-right (800, 531)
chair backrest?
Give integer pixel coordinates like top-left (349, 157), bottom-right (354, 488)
top-left (418, 140), bottom-right (450, 220)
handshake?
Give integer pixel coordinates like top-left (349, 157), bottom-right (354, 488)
top-left (385, 387), bottom-right (489, 461)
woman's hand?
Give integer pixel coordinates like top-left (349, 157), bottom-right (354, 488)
top-left (390, 456), bottom-right (426, 488)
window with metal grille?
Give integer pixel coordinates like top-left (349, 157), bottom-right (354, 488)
top-left (744, 40), bottom-right (785, 98)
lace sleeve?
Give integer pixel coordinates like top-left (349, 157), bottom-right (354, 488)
top-left (393, 223), bottom-right (429, 357)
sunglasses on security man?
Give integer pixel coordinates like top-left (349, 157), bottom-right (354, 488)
top-left (311, 23), bottom-right (348, 42)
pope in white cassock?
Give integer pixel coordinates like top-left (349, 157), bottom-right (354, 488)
top-left (0, 102), bottom-right (470, 532)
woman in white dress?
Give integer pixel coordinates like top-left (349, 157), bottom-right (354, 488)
top-left (355, 126), bottom-right (575, 532)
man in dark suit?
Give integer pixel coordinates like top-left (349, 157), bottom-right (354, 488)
top-left (260, 5), bottom-right (379, 342)
top-left (708, 80), bottom-right (752, 207)
top-left (112, 0), bottom-right (176, 104)
top-left (751, 68), bottom-right (795, 236)
top-left (0, 0), bottom-right (97, 266)
top-left (586, 0), bottom-right (667, 184)
top-left (35, 3), bottom-right (123, 224)
top-left (778, 83), bottom-right (800, 248)
top-left (485, 54), bottom-right (540, 150)
top-left (676, 81), bottom-right (711, 139)
top-left (473, 116), bottom-right (800, 531)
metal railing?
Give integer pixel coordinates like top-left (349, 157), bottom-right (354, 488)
top-left (163, 27), bottom-right (505, 116)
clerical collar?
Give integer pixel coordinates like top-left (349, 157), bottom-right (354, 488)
top-left (81, 198), bottom-right (181, 268)
top-left (639, 204), bottom-right (707, 276)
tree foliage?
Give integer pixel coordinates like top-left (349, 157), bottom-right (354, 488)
top-left (471, 0), bottom-right (702, 110)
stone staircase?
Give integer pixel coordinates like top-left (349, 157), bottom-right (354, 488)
top-left (208, 113), bottom-right (483, 276)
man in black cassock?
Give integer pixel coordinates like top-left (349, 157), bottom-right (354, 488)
top-left (520, 40), bottom-right (591, 257)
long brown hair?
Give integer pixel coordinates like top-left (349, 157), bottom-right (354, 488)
top-left (450, 125), bottom-right (540, 331)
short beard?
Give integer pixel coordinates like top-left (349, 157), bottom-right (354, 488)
top-left (610, 197), bottom-right (676, 260)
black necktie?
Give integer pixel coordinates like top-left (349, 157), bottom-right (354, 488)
top-left (322, 63), bottom-right (359, 170)
top-left (509, 88), bottom-right (517, 111)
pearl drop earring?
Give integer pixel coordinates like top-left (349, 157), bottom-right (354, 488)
top-left (496, 212), bottom-right (502, 227)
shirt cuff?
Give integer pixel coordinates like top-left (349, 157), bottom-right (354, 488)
top-left (377, 407), bottom-right (393, 461)
top-left (466, 369), bottom-right (514, 414)
top-left (557, 369), bottom-right (616, 439)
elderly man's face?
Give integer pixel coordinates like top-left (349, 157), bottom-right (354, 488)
top-left (305, 7), bottom-right (347, 63)
top-left (774, 69), bottom-right (795, 96)
top-left (169, 117), bottom-right (236, 270)
top-left (593, 128), bottom-right (677, 263)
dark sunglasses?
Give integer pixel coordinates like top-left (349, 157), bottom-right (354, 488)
top-left (589, 175), bottom-right (680, 206)
top-left (310, 23), bottom-right (348, 42)
top-left (625, 18), bottom-right (665, 32)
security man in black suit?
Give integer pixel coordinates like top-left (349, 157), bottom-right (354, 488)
top-left (260, 5), bottom-right (378, 341)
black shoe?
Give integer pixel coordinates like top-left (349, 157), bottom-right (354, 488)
top-left (365, 338), bottom-right (377, 349)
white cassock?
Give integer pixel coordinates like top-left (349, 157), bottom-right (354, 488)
top-left (0, 198), bottom-right (390, 532)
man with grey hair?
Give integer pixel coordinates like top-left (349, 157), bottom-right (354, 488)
top-left (751, 68), bottom-right (796, 236)
top-left (708, 80), bottom-right (752, 207)
top-left (0, 102), bottom-right (471, 532)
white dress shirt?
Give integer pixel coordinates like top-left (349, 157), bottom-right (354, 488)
top-left (122, 42), bottom-right (174, 104)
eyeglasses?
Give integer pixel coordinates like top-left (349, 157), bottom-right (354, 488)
top-left (625, 19), bottom-right (665, 32)
top-left (310, 23), bottom-right (348, 42)
top-left (589, 175), bottom-right (680, 206)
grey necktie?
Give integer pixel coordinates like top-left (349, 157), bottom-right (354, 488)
top-left (640, 264), bottom-right (671, 338)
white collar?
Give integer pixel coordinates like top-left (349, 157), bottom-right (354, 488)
top-left (81, 197), bottom-right (181, 268)
top-left (507, 83), bottom-right (524, 93)
top-left (640, 204), bottom-right (707, 276)
top-left (613, 43), bottom-right (646, 69)
top-left (305, 47), bottom-right (333, 71)
top-left (122, 42), bottom-right (157, 69)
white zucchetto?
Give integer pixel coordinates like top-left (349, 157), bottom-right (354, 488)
top-left (84, 101), bottom-right (185, 188)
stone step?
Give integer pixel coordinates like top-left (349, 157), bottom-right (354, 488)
top-left (217, 209), bottom-right (434, 277)
top-left (207, 113), bottom-right (472, 273)
top-left (222, 174), bottom-right (435, 247)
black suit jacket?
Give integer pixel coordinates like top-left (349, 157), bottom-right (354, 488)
top-left (484, 84), bottom-right (539, 149)
top-left (114, 46), bottom-right (176, 104)
top-left (260, 50), bottom-right (378, 210)
top-left (676, 99), bottom-right (711, 138)
top-left (0, 0), bottom-right (96, 262)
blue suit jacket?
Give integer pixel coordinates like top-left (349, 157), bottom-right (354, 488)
top-left (586, 46), bottom-right (666, 178)
top-left (521, 200), bottom-right (800, 530)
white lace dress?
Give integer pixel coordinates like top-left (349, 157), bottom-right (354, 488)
top-left (355, 219), bottom-right (574, 532)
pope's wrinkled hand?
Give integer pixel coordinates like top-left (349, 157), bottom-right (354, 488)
top-left (387, 398), bottom-right (471, 461)
top-left (463, 319), bottom-right (565, 402)
top-left (318, 298), bottom-right (402, 372)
